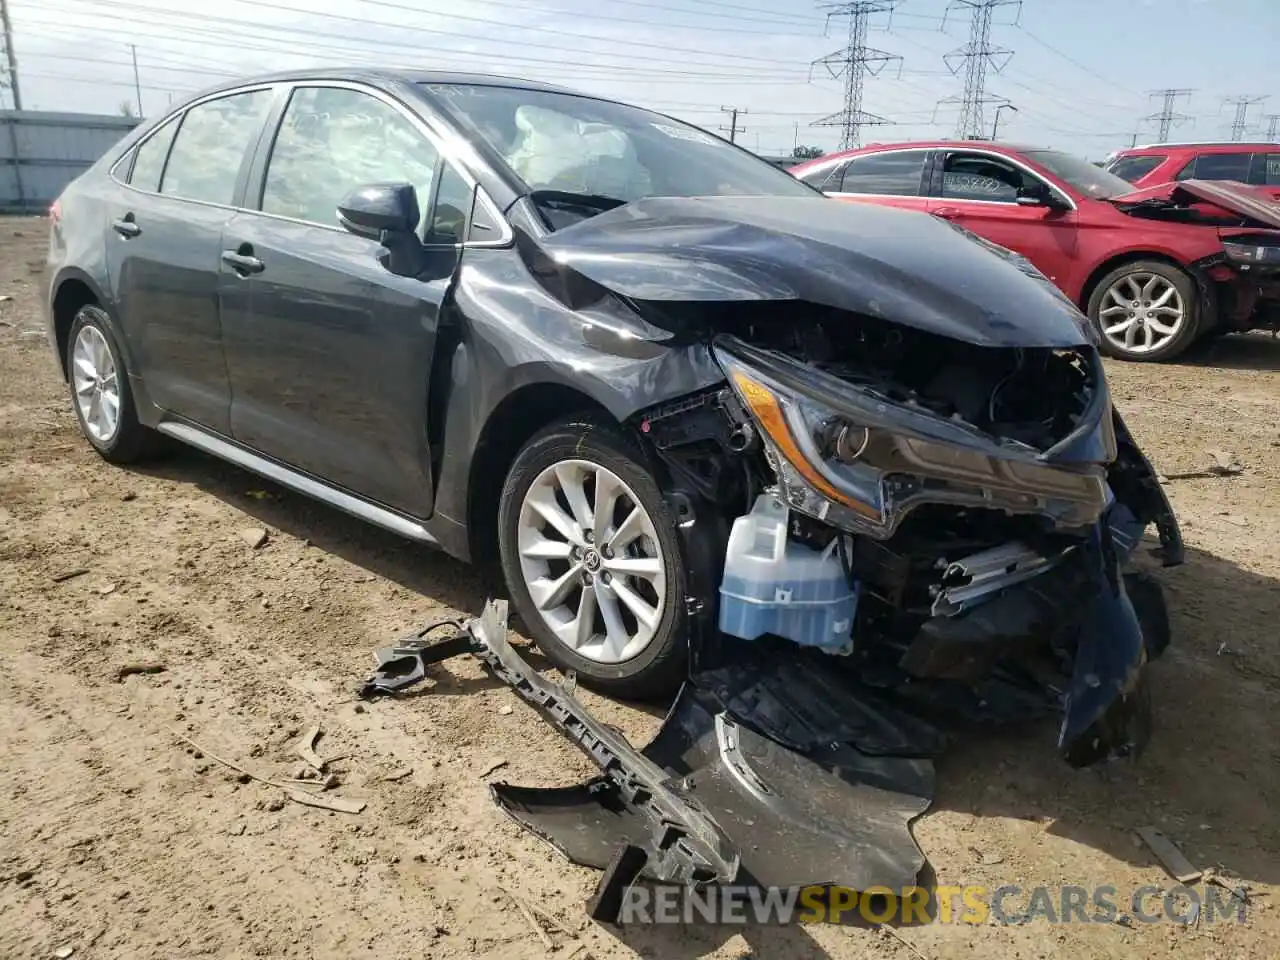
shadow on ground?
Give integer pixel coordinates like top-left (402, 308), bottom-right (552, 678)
top-left (1178, 331), bottom-right (1280, 372)
top-left (136, 447), bottom-right (1280, 892)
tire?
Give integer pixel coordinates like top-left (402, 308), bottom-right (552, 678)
top-left (498, 416), bottom-right (688, 700)
top-left (1087, 260), bottom-right (1200, 362)
top-left (65, 305), bottom-right (161, 464)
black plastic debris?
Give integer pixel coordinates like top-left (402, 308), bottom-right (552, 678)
top-left (360, 601), bottom-right (942, 924)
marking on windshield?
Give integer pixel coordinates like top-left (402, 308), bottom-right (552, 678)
top-left (651, 123), bottom-right (717, 146)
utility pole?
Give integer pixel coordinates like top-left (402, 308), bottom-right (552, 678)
top-left (810, 1), bottom-right (902, 151)
top-left (1142, 88), bottom-right (1193, 142)
top-left (1265, 113), bottom-right (1280, 142)
top-left (719, 105), bottom-right (746, 144)
top-left (1224, 94), bottom-right (1267, 141)
top-left (991, 102), bottom-right (1017, 140)
top-left (130, 44), bottom-right (143, 117)
top-left (0, 0), bottom-right (22, 110)
top-left (938, 0), bottom-right (1019, 141)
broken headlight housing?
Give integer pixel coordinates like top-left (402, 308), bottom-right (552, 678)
top-left (715, 342), bottom-right (1111, 540)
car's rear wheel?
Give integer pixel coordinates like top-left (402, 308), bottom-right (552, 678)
top-left (498, 416), bottom-right (687, 699)
top-left (1088, 261), bottom-right (1199, 362)
top-left (66, 305), bottom-right (161, 463)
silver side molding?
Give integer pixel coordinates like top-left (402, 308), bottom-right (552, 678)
top-left (156, 421), bottom-right (438, 545)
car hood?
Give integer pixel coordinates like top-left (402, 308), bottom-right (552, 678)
top-left (533, 196), bottom-right (1094, 348)
top-left (1110, 178), bottom-right (1280, 229)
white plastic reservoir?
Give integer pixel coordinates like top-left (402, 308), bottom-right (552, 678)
top-left (718, 494), bottom-right (859, 655)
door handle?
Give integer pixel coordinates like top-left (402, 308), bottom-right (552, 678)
top-left (933, 206), bottom-right (963, 220)
top-left (112, 216), bottom-right (141, 238)
top-left (221, 249), bottom-right (265, 275)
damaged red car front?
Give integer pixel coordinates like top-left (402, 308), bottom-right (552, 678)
top-left (1109, 178), bottom-right (1280, 343)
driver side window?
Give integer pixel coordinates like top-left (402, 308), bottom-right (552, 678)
top-left (941, 152), bottom-right (1038, 203)
top-left (260, 86), bottom-right (442, 234)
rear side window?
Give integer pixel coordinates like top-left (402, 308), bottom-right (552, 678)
top-left (1176, 152), bottom-right (1252, 183)
top-left (1252, 153), bottom-right (1280, 186)
top-left (1106, 154), bottom-right (1165, 183)
top-left (128, 117), bottom-right (179, 192)
top-left (161, 90), bottom-right (273, 206)
top-left (837, 150), bottom-right (926, 196)
top-left (261, 86), bottom-right (439, 231)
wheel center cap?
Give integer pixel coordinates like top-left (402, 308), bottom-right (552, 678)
top-left (582, 549), bottom-right (602, 573)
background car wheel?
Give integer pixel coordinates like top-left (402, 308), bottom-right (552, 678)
top-left (1088, 261), bottom-right (1199, 362)
top-left (498, 416), bottom-right (688, 700)
top-left (66, 305), bottom-right (161, 464)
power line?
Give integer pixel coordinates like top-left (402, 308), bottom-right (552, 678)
top-left (938, 0), bottom-right (1019, 140)
top-left (718, 104), bottom-right (746, 143)
top-left (1224, 94), bottom-right (1267, 142)
top-left (18, 4), bottom-right (812, 84)
top-left (1143, 88), bottom-right (1193, 142)
top-left (810, 1), bottom-right (902, 151)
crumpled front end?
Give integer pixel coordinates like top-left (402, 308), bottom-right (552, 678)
top-left (641, 306), bottom-right (1181, 768)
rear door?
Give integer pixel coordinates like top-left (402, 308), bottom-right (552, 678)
top-left (218, 83), bottom-right (472, 517)
top-left (926, 149), bottom-right (1078, 290)
top-left (822, 148), bottom-right (932, 213)
top-left (1248, 151), bottom-right (1280, 201)
top-left (106, 87), bottom-right (276, 433)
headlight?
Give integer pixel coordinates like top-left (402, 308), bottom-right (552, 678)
top-left (717, 350), bottom-right (891, 531)
top-left (716, 344), bottom-right (1110, 539)
top-left (1222, 240), bottom-right (1280, 265)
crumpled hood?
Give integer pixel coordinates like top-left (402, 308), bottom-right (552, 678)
top-left (1110, 178), bottom-right (1280, 229)
top-left (534, 196), bottom-right (1095, 348)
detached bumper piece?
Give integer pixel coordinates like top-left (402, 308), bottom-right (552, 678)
top-left (360, 601), bottom-right (940, 924)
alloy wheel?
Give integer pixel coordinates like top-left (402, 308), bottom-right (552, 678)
top-left (516, 459), bottom-right (667, 665)
top-left (71, 325), bottom-right (121, 443)
top-left (1097, 273), bottom-right (1186, 355)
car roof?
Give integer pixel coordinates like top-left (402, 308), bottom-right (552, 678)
top-left (794, 140), bottom-right (1054, 166)
top-left (1116, 141), bottom-right (1280, 154)
top-left (184, 67), bottom-right (585, 101)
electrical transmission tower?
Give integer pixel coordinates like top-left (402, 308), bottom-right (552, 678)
top-left (938, 0), bottom-right (1019, 140)
top-left (0, 0), bottom-right (22, 110)
top-left (1264, 113), bottom-right (1280, 142)
top-left (1142, 88), bottom-right (1193, 142)
top-left (810, 1), bottom-right (902, 151)
top-left (1224, 95), bottom-right (1267, 141)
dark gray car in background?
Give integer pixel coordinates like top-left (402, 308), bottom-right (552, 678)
top-left (46, 69), bottom-right (1181, 773)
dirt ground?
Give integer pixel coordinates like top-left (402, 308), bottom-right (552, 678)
top-left (1, 215), bottom-right (1277, 960)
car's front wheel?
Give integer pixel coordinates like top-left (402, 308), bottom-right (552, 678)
top-left (498, 416), bottom-right (688, 699)
top-left (1087, 261), bottom-right (1199, 362)
top-left (66, 305), bottom-right (160, 463)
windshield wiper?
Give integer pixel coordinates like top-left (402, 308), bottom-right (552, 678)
top-left (529, 189), bottom-right (629, 214)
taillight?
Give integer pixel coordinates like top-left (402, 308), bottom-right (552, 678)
top-left (49, 200), bottom-right (61, 224)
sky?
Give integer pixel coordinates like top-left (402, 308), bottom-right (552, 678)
top-left (5, 0), bottom-right (1277, 160)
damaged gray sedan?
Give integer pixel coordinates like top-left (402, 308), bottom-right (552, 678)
top-left (47, 70), bottom-right (1182, 918)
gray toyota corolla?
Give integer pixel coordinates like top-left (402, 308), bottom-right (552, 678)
top-left (46, 70), bottom-right (1181, 778)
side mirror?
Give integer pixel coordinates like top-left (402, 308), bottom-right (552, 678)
top-left (1016, 184), bottom-right (1068, 210)
top-left (338, 182), bottom-right (447, 278)
top-left (337, 182), bottom-right (420, 241)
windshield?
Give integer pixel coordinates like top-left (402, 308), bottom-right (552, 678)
top-left (423, 83), bottom-right (818, 206)
top-left (1022, 149), bottom-right (1135, 199)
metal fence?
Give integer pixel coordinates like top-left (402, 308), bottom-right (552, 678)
top-left (0, 110), bottom-right (140, 214)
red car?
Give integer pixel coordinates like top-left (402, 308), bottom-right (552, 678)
top-left (791, 141), bottom-right (1280, 361)
top-left (1103, 142), bottom-right (1280, 201)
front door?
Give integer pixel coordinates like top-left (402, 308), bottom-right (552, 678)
top-left (106, 88), bottom-right (275, 432)
top-left (927, 150), bottom-right (1079, 290)
top-left (219, 84), bottom-right (470, 518)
